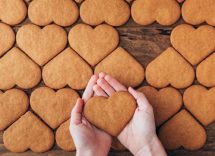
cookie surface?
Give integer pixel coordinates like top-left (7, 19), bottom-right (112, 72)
top-left (159, 110), bottom-right (206, 150)
top-left (95, 47), bottom-right (144, 87)
top-left (171, 24), bottom-right (215, 65)
top-left (30, 87), bottom-right (79, 129)
top-left (84, 91), bottom-right (136, 136)
top-left (146, 47), bottom-right (195, 89)
top-left (28, 0), bottom-right (79, 26)
top-left (0, 48), bottom-right (41, 90)
top-left (3, 111), bottom-right (54, 153)
top-left (80, 0), bottom-right (130, 26)
top-left (69, 24), bottom-right (119, 66)
top-left (17, 24), bottom-right (67, 66)
top-left (0, 89), bottom-right (28, 130)
top-left (138, 86), bottom-right (182, 126)
top-left (43, 48), bottom-right (93, 90)
top-left (131, 0), bottom-right (180, 26)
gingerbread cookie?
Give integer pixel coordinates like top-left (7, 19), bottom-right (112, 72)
top-left (182, 0), bottom-right (215, 26)
top-left (111, 137), bottom-right (126, 151)
top-left (159, 110), bottom-right (206, 150)
top-left (184, 85), bottom-right (215, 126)
top-left (3, 111), bottom-right (54, 153)
top-left (131, 0), bottom-right (180, 26)
top-left (0, 23), bottom-right (15, 57)
top-left (0, 0), bottom-right (27, 25)
top-left (197, 53), bottom-right (215, 87)
top-left (30, 87), bottom-right (79, 129)
top-left (17, 24), bottom-right (67, 66)
top-left (138, 86), bottom-right (182, 126)
top-left (43, 48), bottom-right (93, 90)
top-left (80, 0), bottom-right (130, 26)
top-left (146, 47), bottom-right (195, 89)
top-left (69, 24), bottom-right (119, 66)
top-left (84, 91), bottom-right (136, 136)
top-left (28, 0), bottom-right (79, 27)
top-left (0, 48), bottom-right (41, 90)
top-left (95, 47), bottom-right (144, 87)
top-left (171, 24), bottom-right (215, 65)
top-left (0, 89), bottom-right (28, 130)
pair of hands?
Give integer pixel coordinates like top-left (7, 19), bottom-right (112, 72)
top-left (70, 73), bottom-right (166, 156)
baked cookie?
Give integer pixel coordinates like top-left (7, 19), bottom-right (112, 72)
top-left (0, 47), bottom-right (41, 90)
top-left (0, 23), bottom-right (15, 56)
top-left (95, 47), bottom-right (144, 87)
top-left (28, 0), bottom-right (79, 27)
top-left (197, 53), bottom-right (215, 87)
top-left (131, 0), bottom-right (180, 26)
top-left (84, 91), bottom-right (136, 136)
top-left (17, 24), bottom-right (67, 66)
top-left (3, 111), bottom-right (54, 153)
top-left (159, 109), bottom-right (207, 150)
top-left (30, 87), bottom-right (79, 129)
top-left (184, 85), bottom-right (215, 126)
top-left (0, 89), bottom-right (28, 130)
top-left (69, 24), bottom-right (119, 66)
top-left (111, 137), bottom-right (126, 151)
top-left (0, 0), bottom-right (27, 25)
top-left (138, 86), bottom-right (182, 126)
top-left (182, 0), bottom-right (215, 26)
top-left (80, 0), bottom-right (130, 26)
top-left (43, 48), bottom-right (93, 90)
top-left (171, 24), bottom-right (215, 65)
top-left (146, 47), bottom-right (195, 89)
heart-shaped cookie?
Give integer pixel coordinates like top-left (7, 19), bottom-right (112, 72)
top-left (80, 0), bottom-right (130, 26)
top-left (17, 24), bottom-right (67, 66)
top-left (184, 85), bottom-right (215, 126)
top-left (146, 47), bottom-right (195, 89)
top-left (95, 47), bottom-right (144, 87)
top-left (0, 89), bottom-right (28, 130)
top-left (28, 0), bottom-right (79, 27)
top-left (84, 91), bottom-right (136, 136)
top-left (131, 0), bottom-right (180, 26)
top-left (158, 109), bottom-right (206, 150)
top-left (43, 48), bottom-right (93, 90)
top-left (138, 86), bottom-right (182, 126)
top-left (171, 24), bottom-right (215, 65)
top-left (30, 87), bottom-right (79, 129)
top-left (0, 48), bottom-right (41, 90)
top-left (0, 23), bottom-right (15, 56)
top-left (69, 24), bottom-right (119, 66)
top-left (3, 111), bottom-right (54, 153)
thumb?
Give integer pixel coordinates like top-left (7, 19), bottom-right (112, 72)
top-left (71, 98), bottom-right (84, 125)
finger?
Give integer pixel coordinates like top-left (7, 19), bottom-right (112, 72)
top-left (71, 98), bottom-right (84, 125)
top-left (93, 84), bottom-right (108, 97)
top-left (99, 72), bottom-right (106, 78)
top-left (104, 75), bottom-right (127, 92)
top-left (97, 78), bottom-right (115, 96)
top-left (177, 0), bottom-right (184, 3)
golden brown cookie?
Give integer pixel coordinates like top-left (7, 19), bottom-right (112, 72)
top-left (138, 86), bottom-right (182, 126)
top-left (0, 89), bottom-right (28, 130)
top-left (171, 24), bottom-right (215, 65)
top-left (43, 48), bottom-right (93, 90)
top-left (0, 47), bottom-right (41, 90)
top-left (95, 47), bottom-right (144, 87)
top-left (80, 0), bottom-right (130, 26)
top-left (84, 91), bottom-right (136, 136)
top-left (146, 47), bottom-right (195, 89)
top-left (30, 87), bottom-right (79, 129)
top-left (197, 53), bottom-right (215, 87)
top-left (182, 0), bottom-right (215, 26)
top-left (158, 109), bottom-right (207, 150)
top-left (131, 0), bottom-right (180, 26)
top-left (111, 137), bottom-right (126, 151)
top-left (56, 119), bottom-right (75, 151)
top-left (183, 85), bottom-right (215, 126)
top-left (28, 0), bottom-right (79, 27)
top-left (0, 0), bottom-right (27, 25)
top-left (17, 24), bottom-right (67, 66)
top-left (0, 23), bottom-right (15, 56)
top-left (69, 24), bottom-right (119, 66)
top-left (3, 111), bottom-right (54, 153)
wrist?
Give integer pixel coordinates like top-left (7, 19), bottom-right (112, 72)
top-left (76, 147), bottom-right (109, 156)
